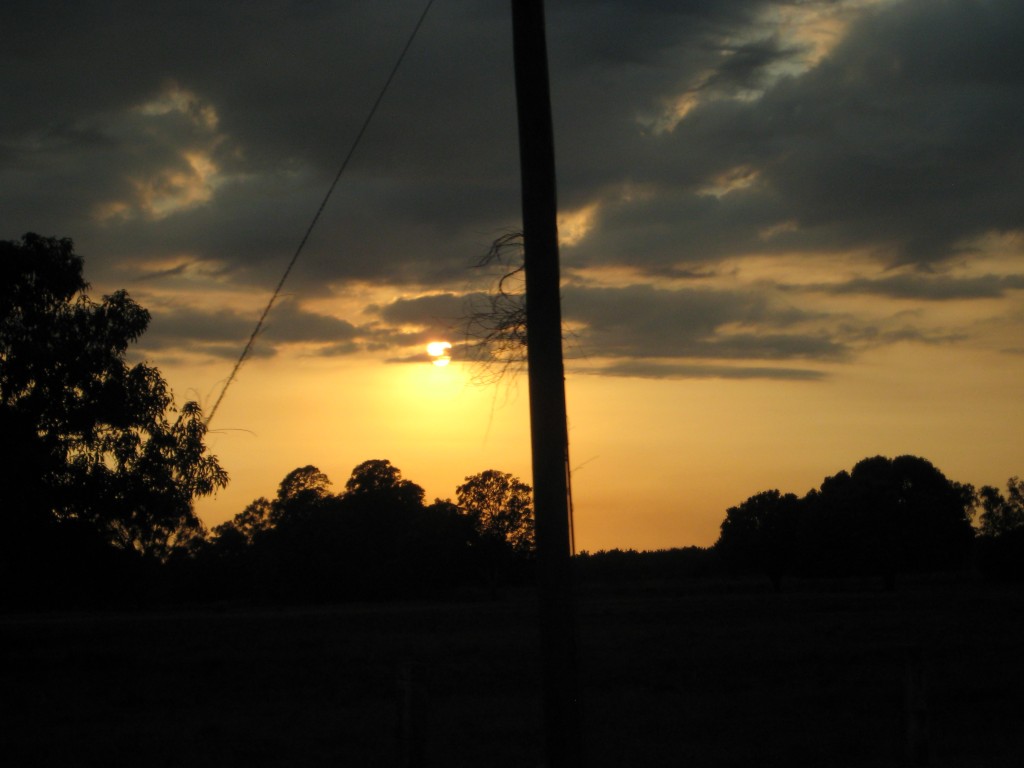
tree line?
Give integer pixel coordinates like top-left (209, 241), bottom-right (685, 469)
top-left (714, 456), bottom-right (1024, 589)
top-left (189, 461), bottom-right (536, 604)
top-left (3, 234), bottom-right (1022, 608)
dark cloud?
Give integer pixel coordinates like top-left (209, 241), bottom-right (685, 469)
top-left (577, 360), bottom-right (827, 381)
top-left (143, 307), bottom-right (254, 351)
top-left (141, 297), bottom-right (360, 359)
top-left (260, 300), bottom-right (359, 344)
top-left (310, 340), bottom-right (361, 358)
top-left (668, 0), bottom-right (1024, 268)
top-left (562, 283), bottom-right (847, 361)
top-left (143, 291), bottom-right (478, 362)
top-left (557, 0), bottom-right (1024, 274)
top-left (813, 273), bottom-right (1024, 301)
top-left (376, 292), bottom-right (468, 330)
top-left (699, 34), bottom-right (799, 96)
top-left (2, 0), bottom-right (1022, 374)
top-left (0, 0), bottom-right (523, 289)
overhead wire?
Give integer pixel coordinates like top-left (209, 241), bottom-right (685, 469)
top-left (205, 0), bottom-right (437, 426)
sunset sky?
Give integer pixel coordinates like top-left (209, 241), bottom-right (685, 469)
top-left (3, 0), bottom-right (1022, 551)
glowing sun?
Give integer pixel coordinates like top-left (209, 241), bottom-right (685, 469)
top-left (426, 341), bottom-right (452, 367)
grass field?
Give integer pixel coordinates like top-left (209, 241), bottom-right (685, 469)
top-left (3, 577), bottom-right (1023, 767)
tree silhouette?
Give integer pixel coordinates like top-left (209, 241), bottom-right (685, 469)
top-left (845, 455), bottom-right (974, 579)
top-left (206, 467), bottom-right (343, 601)
top-left (975, 476), bottom-right (1024, 581)
top-left (977, 477), bottom-right (1024, 538)
top-left (0, 234), bottom-right (226, 576)
top-left (212, 465), bottom-right (335, 548)
top-left (274, 464), bottom-right (335, 527)
top-left (716, 489), bottom-right (802, 590)
top-left (715, 456), bottom-right (977, 589)
top-left (213, 497), bottom-right (275, 547)
top-left (334, 460), bottom-right (426, 597)
top-left (344, 459), bottom-right (425, 510)
top-left (783, 456), bottom-right (975, 586)
top-left (457, 469), bottom-right (535, 556)
top-left (102, 401), bottom-right (228, 560)
top-left (201, 463), bottom-right (540, 602)
top-left (278, 464), bottom-right (333, 502)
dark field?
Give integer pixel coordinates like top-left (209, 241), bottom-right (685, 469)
top-left (3, 578), bottom-right (1023, 767)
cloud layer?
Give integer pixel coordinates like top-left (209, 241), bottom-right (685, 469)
top-left (2, 0), bottom-right (1022, 380)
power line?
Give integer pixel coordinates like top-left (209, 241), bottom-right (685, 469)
top-left (205, 0), bottom-right (437, 426)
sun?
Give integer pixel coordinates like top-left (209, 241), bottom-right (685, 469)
top-left (426, 340), bottom-right (452, 367)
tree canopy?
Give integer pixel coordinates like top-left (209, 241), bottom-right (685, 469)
top-left (717, 489), bottom-right (801, 591)
top-left (457, 469), bottom-right (535, 555)
top-left (203, 461), bottom-right (537, 603)
top-left (715, 455), bottom-right (978, 588)
top-left (344, 459), bottom-right (425, 511)
top-left (974, 477), bottom-right (1024, 581)
top-left (977, 477), bottom-right (1024, 538)
top-left (0, 234), bottom-right (227, 583)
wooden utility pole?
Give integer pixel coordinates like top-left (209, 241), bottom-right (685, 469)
top-left (510, 1), bottom-right (582, 766)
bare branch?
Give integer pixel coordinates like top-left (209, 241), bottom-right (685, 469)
top-left (462, 231), bottom-right (528, 384)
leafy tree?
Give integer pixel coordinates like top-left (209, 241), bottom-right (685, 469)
top-left (206, 467), bottom-right (342, 601)
top-left (714, 456), bottom-right (976, 589)
top-left (977, 477), bottom-right (1024, 537)
top-left (456, 469), bottom-right (534, 555)
top-left (205, 462), bottom-right (457, 602)
top-left (804, 455), bottom-right (975, 584)
top-left (274, 464), bottom-right (335, 524)
top-left (211, 497), bottom-right (274, 547)
top-left (403, 498), bottom-right (481, 591)
top-left (0, 234), bottom-right (227, 565)
top-left (974, 477), bottom-right (1024, 582)
top-left (212, 465), bottom-right (335, 548)
top-left (716, 489), bottom-right (802, 590)
top-left (102, 401), bottom-right (228, 559)
top-left (344, 459), bottom-right (425, 511)
top-left (278, 464), bottom-right (332, 501)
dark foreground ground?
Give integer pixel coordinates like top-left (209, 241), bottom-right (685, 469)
top-left (3, 577), bottom-right (1023, 767)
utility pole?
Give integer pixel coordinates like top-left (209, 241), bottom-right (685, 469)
top-left (510, 2), bottom-right (582, 766)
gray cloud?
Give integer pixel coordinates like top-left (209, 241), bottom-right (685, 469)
top-left (577, 360), bottom-right (827, 381)
top-left (560, 0), bottom-right (1024, 274)
top-left (143, 307), bottom-right (254, 351)
top-left (260, 300), bottom-right (360, 345)
top-left (562, 283), bottom-right (845, 361)
top-left (814, 273), bottom-right (1024, 301)
top-left (375, 292), bottom-right (469, 329)
top-left (677, 0), bottom-right (1024, 267)
top-left (142, 297), bottom-right (360, 359)
top-left (2, 0), bottom-right (1022, 374)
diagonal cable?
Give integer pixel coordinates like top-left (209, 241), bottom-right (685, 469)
top-left (206, 0), bottom-right (437, 426)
